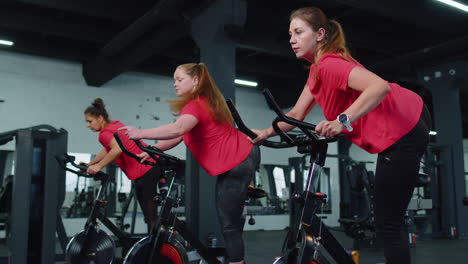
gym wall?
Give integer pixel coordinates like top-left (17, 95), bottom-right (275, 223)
top-left (0, 49), bottom-right (336, 165)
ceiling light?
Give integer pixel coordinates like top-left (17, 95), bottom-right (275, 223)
top-left (235, 79), bottom-right (258, 87)
top-left (435, 0), bottom-right (468, 12)
top-left (429, 131), bottom-right (437, 135)
top-left (0, 40), bottom-right (14, 46)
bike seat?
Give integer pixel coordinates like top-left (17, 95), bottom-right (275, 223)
top-left (247, 185), bottom-right (267, 199)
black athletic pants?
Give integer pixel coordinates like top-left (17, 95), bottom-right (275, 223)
top-left (216, 145), bottom-right (260, 262)
top-left (134, 166), bottom-right (161, 232)
top-left (374, 105), bottom-right (431, 264)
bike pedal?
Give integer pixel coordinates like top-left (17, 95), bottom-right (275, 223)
top-left (346, 249), bottom-right (359, 264)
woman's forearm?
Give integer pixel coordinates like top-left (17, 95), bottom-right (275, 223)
top-left (140, 123), bottom-right (184, 140)
top-left (89, 148), bottom-right (107, 165)
top-left (154, 137), bottom-right (183, 151)
top-left (94, 147), bottom-right (121, 170)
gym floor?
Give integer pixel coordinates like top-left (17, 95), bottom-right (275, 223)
top-left (2, 229), bottom-right (467, 263)
top-left (243, 229), bottom-right (468, 264)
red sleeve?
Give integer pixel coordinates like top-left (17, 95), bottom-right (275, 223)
top-left (98, 129), bottom-right (113, 148)
top-left (318, 56), bottom-right (357, 91)
top-left (181, 100), bottom-right (203, 120)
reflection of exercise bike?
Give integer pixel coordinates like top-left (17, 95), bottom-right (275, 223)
top-left (56, 154), bottom-right (140, 263)
top-left (67, 177), bottom-right (94, 218)
top-left (227, 89), bottom-right (359, 264)
top-left (332, 155), bottom-right (376, 249)
top-left (114, 133), bottom-right (266, 264)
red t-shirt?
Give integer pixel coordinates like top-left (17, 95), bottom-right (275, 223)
top-left (181, 97), bottom-right (253, 176)
top-left (99, 121), bottom-right (153, 180)
top-left (306, 54), bottom-right (423, 153)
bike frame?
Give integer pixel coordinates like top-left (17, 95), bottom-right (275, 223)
top-left (56, 154), bottom-right (135, 255)
top-left (147, 175), bottom-right (221, 264)
top-left (226, 89), bottom-right (356, 264)
top-left (113, 133), bottom-right (223, 264)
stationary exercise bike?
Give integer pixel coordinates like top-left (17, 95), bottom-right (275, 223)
top-left (226, 89), bottom-right (359, 264)
top-left (56, 154), bottom-right (141, 264)
top-left (114, 133), bottom-right (266, 264)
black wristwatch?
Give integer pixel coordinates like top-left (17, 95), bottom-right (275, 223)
top-left (337, 113), bottom-right (353, 132)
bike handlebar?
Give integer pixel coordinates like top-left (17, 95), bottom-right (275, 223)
top-left (113, 132), bottom-right (183, 168)
top-left (226, 99), bottom-right (289, 148)
top-left (55, 153), bottom-right (107, 180)
top-left (227, 89), bottom-right (337, 150)
top-left (262, 89), bottom-right (337, 144)
top-left (113, 132), bottom-right (157, 166)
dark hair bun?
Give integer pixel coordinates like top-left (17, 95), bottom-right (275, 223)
top-left (92, 98), bottom-right (105, 110)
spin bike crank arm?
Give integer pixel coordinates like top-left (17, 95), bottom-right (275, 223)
top-left (169, 215), bottom-right (221, 264)
top-left (305, 216), bottom-right (355, 264)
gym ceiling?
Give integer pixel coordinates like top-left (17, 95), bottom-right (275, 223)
top-left (1, 0), bottom-right (468, 137)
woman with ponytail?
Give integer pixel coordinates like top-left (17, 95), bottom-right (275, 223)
top-left (84, 98), bottom-right (164, 233)
top-left (120, 63), bottom-right (260, 264)
top-left (250, 7), bottom-right (431, 264)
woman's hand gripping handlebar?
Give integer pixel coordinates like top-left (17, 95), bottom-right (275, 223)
top-left (226, 89), bottom-right (338, 150)
top-left (55, 153), bottom-right (107, 181)
top-left (113, 132), bottom-right (183, 169)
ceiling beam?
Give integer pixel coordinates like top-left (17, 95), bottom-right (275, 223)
top-left (368, 35), bottom-right (468, 74)
top-left (11, 0), bottom-right (149, 21)
top-left (83, 22), bottom-right (188, 86)
top-left (82, 0), bottom-right (187, 86)
top-left (0, 8), bottom-right (115, 42)
top-left (99, 0), bottom-right (180, 57)
top-left (81, 0), bottom-right (219, 86)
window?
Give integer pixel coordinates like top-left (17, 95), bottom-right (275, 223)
top-left (273, 166), bottom-right (287, 198)
top-left (116, 168), bottom-right (132, 193)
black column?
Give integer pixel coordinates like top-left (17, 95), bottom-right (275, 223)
top-left (184, 0), bottom-right (246, 246)
top-left (418, 61), bottom-right (468, 239)
top-left (288, 157), bottom-right (304, 227)
top-left (10, 129), bottom-right (33, 264)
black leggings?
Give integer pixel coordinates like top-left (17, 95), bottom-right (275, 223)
top-left (134, 166), bottom-right (161, 232)
top-left (216, 146), bottom-right (260, 263)
top-left (374, 105), bottom-right (431, 264)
